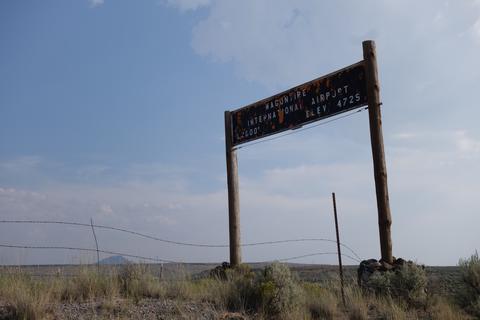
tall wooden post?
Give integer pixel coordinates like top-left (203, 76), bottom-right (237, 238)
top-left (363, 40), bottom-right (393, 264)
top-left (224, 111), bottom-right (242, 266)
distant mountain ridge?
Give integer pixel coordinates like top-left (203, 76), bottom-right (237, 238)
top-left (99, 255), bottom-right (131, 265)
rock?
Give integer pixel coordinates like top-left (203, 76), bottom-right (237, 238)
top-left (209, 261), bottom-right (231, 280)
top-left (358, 259), bottom-right (381, 286)
top-left (357, 257), bottom-right (412, 287)
top-left (394, 258), bottom-right (406, 267)
top-left (380, 260), bottom-right (394, 271)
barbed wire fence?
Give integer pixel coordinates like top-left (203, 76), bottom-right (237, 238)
top-left (0, 220), bottom-right (444, 299)
top-left (0, 219), bottom-right (367, 292)
top-left (0, 219), bottom-right (362, 277)
top-left (0, 219), bottom-right (363, 267)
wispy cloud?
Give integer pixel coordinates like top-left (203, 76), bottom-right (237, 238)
top-left (455, 130), bottom-right (480, 158)
top-left (188, 1), bottom-right (479, 90)
top-left (165, 0), bottom-right (211, 12)
top-left (89, 0), bottom-right (104, 8)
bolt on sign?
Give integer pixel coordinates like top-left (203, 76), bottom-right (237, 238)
top-left (230, 61), bottom-right (368, 146)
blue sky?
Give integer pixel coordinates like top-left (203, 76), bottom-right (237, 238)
top-left (1, 0), bottom-right (479, 265)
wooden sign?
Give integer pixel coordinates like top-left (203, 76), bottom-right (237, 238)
top-left (224, 41), bottom-right (393, 267)
top-left (230, 61), bottom-right (368, 146)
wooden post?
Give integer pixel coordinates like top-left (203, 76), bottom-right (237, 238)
top-left (224, 111), bottom-right (242, 267)
top-left (332, 192), bottom-right (346, 307)
top-left (363, 40), bottom-right (393, 264)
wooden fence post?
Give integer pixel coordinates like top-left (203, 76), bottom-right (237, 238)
top-left (363, 40), bottom-right (393, 264)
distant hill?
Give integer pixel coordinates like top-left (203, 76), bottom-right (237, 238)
top-left (99, 255), bottom-right (131, 265)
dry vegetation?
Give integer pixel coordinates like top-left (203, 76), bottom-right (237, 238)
top-left (0, 254), bottom-right (479, 320)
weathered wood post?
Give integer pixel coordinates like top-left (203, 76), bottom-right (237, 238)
top-left (332, 192), bottom-right (346, 306)
top-left (224, 111), bottom-right (242, 266)
top-left (363, 40), bottom-right (393, 264)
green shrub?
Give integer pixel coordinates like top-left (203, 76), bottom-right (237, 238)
top-left (257, 262), bottom-right (305, 319)
top-left (457, 251), bottom-right (480, 317)
top-left (390, 263), bottom-right (427, 307)
top-left (367, 270), bottom-right (394, 296)
top-left (216, 263), bottom-right (305, 318)
top-left (224, 264), bottom-right (258, 312)
top-left (364, 263), bottom-right (427, 307)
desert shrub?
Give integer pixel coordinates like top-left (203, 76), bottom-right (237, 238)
top-left (223, 264), bottom-right (258, 312)
top-left (256, 262), bottom-right (305, 319)
top-left (364, 263), bottom-right (427, 307)
top-left (215, 263), bottom-right (305, 318)
top-left (390, 263), bottom-right (427, 307)
top-left (456, 251), bottom-right (480, 317)
top-left (367, 271), bottom-right (394, 296)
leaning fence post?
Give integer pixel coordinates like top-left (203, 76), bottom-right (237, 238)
top-left (90, 218), bottom-right (100, 272)
top-left (332, 192), bottom-right (346, 307)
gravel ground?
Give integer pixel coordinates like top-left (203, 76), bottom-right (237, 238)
top-left (0, 299), bottom-right (249, 320)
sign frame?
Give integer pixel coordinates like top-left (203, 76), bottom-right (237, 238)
top-left (224, 41), bottom-right (393, 266)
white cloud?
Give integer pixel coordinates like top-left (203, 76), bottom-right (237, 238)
top-left (455, 130), bottom-right (480, 157)
top-left (89, 0), bottom-right (104, 8)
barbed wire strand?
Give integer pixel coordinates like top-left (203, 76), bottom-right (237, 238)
top-left (251, 252), bottom-right (360, 264)
top-left (276, 251), bottom-right (360, 263)
top-left (0, 220), bottom-right (362, 261)
top-left (0, 243), bottom-right (176, 263)
top-left (234, 107), bottom-right (368, 150)
top-left (0, 243), bottom-right (360, 265)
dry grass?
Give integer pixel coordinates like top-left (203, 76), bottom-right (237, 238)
top-left (426, 296), bottom-right (471, 320)
top-left (303, 282), bottom-right (339, 319)
top-left (0, 270), bottom-right (56, 319)
top-left (0, 262), bottom-right (476, 319)
top-left (61, 267), bottom-right (119, 301)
